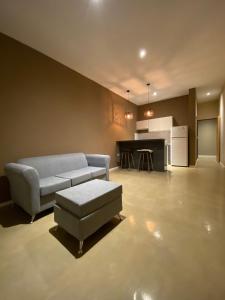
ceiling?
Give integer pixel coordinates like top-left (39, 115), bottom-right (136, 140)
top-left (0, 0), bottom-right (225, 105)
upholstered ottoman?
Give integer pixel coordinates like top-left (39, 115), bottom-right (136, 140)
top-left (54, 179), bottom-right (122, 255)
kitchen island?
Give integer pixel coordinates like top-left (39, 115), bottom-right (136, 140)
top-left (116, 139), bottom-right (166, 171)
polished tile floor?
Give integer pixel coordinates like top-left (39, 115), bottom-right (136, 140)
top-left (0, 158), bottom-right (225, 300)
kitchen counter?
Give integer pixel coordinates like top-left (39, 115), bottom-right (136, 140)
top-left (116, 139), bottom-right (166, 171)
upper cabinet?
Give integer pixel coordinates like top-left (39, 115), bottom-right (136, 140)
top-left (136, 120), bottom-right (149, 130)
top-left (149, 116), bottom-right (173, 132)
top-left (136, 116), bottom-right (173, 132)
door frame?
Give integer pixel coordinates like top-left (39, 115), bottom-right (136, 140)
top-left (217, 116), bottom-right (221, 162)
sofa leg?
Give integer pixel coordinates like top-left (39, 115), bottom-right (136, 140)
top-left (30, 215), bottom-right (35, 224)
top-left (78, 240), bottom-right (84, 255)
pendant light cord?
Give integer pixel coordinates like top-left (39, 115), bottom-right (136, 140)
top-left (127, 89), bottom-right (130, 102)
top-left (147, 83), bottom-right (150, 105)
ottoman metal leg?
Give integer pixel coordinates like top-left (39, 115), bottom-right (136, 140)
top-left (30, 215), bottom-right (35, 224)
top-left (78, 240), bottom-right (84, 255)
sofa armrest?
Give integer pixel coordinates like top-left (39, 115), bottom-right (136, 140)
top-left (4, 163), bottom-right (40, 216)
top-left (85, 154), bottom-right (110, 180)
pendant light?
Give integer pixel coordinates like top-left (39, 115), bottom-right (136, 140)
top-left (125, 90), bottom-right (134, 120)
top-left (144, 83), bottom-right (154, 118)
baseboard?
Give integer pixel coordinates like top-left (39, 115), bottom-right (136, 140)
top-left (189, 161), bottom-right (197, 167)
top-left (220, 162), bottom-right (225, 168)
top-left (109, 167), bottom-right (119, 172)
top-left (0, 200), bottom-right (12, 208)
top-left (198, 155), bottom-right (216, 158)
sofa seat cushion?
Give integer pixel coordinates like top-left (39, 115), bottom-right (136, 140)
top-left (55, 179), bottom-right (122, 218)
top-left (56, 168), bottom-right (92, 186)
top-left (86, 166), bottom-right (106, 178)
top-left (39, 176), bottom-right (71, 196)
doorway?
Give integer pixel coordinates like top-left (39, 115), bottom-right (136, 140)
top-left (197, 118), bottom-right (217, 158)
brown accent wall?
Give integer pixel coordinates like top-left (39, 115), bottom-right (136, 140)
top-left (137, 95), bottom-right (189, 126)
top-left (197, 100), bottom-right (219, 120)
top-left (0, 33), bottom-right (137, 203)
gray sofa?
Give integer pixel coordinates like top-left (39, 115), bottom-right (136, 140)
top-left (5, 153), bottom-right (110, 222)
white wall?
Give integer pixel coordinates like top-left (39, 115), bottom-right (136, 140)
top-left (220, 90), bottom-right (225, 165)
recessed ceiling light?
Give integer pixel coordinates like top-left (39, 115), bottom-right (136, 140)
top-left (153, 92), bottom-right (157, 96)
top-left (139, 48), bottom-right (147, 59)
top-left (206, 92), bottom-right (211, 96)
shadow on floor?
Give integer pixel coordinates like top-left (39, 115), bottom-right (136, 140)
top-left (0, 204), bottom-right (53, 227)
top-left (49, 215), bottom-right (125, 258)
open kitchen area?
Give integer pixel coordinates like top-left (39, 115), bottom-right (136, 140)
top-left (117, 116), bottom-right (188, 171)
top-left (116, 88), bottom-right (220, 172)
top-left (116, 91), bottom-right (196, 171)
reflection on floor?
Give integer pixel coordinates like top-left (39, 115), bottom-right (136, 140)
top-left (0, 157), bottom-right (225, 300)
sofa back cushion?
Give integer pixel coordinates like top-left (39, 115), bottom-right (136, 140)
top-left (18, 153), bottom-right (88, 178)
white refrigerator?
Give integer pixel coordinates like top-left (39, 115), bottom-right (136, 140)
top-left (171, 126), bottom-right (188, 167)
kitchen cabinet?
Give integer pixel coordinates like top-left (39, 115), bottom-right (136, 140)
top-left (136, 120), bottom-right (149, 130)
top-left (136, 116), bottom-right (173, 132)
top-left (148, 116), bottom-right (173, 132)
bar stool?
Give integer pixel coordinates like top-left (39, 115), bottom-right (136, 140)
top-left (120, 149), bottom-right (135, 169)
top-left (137, 149), bottom-right (154, 171)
